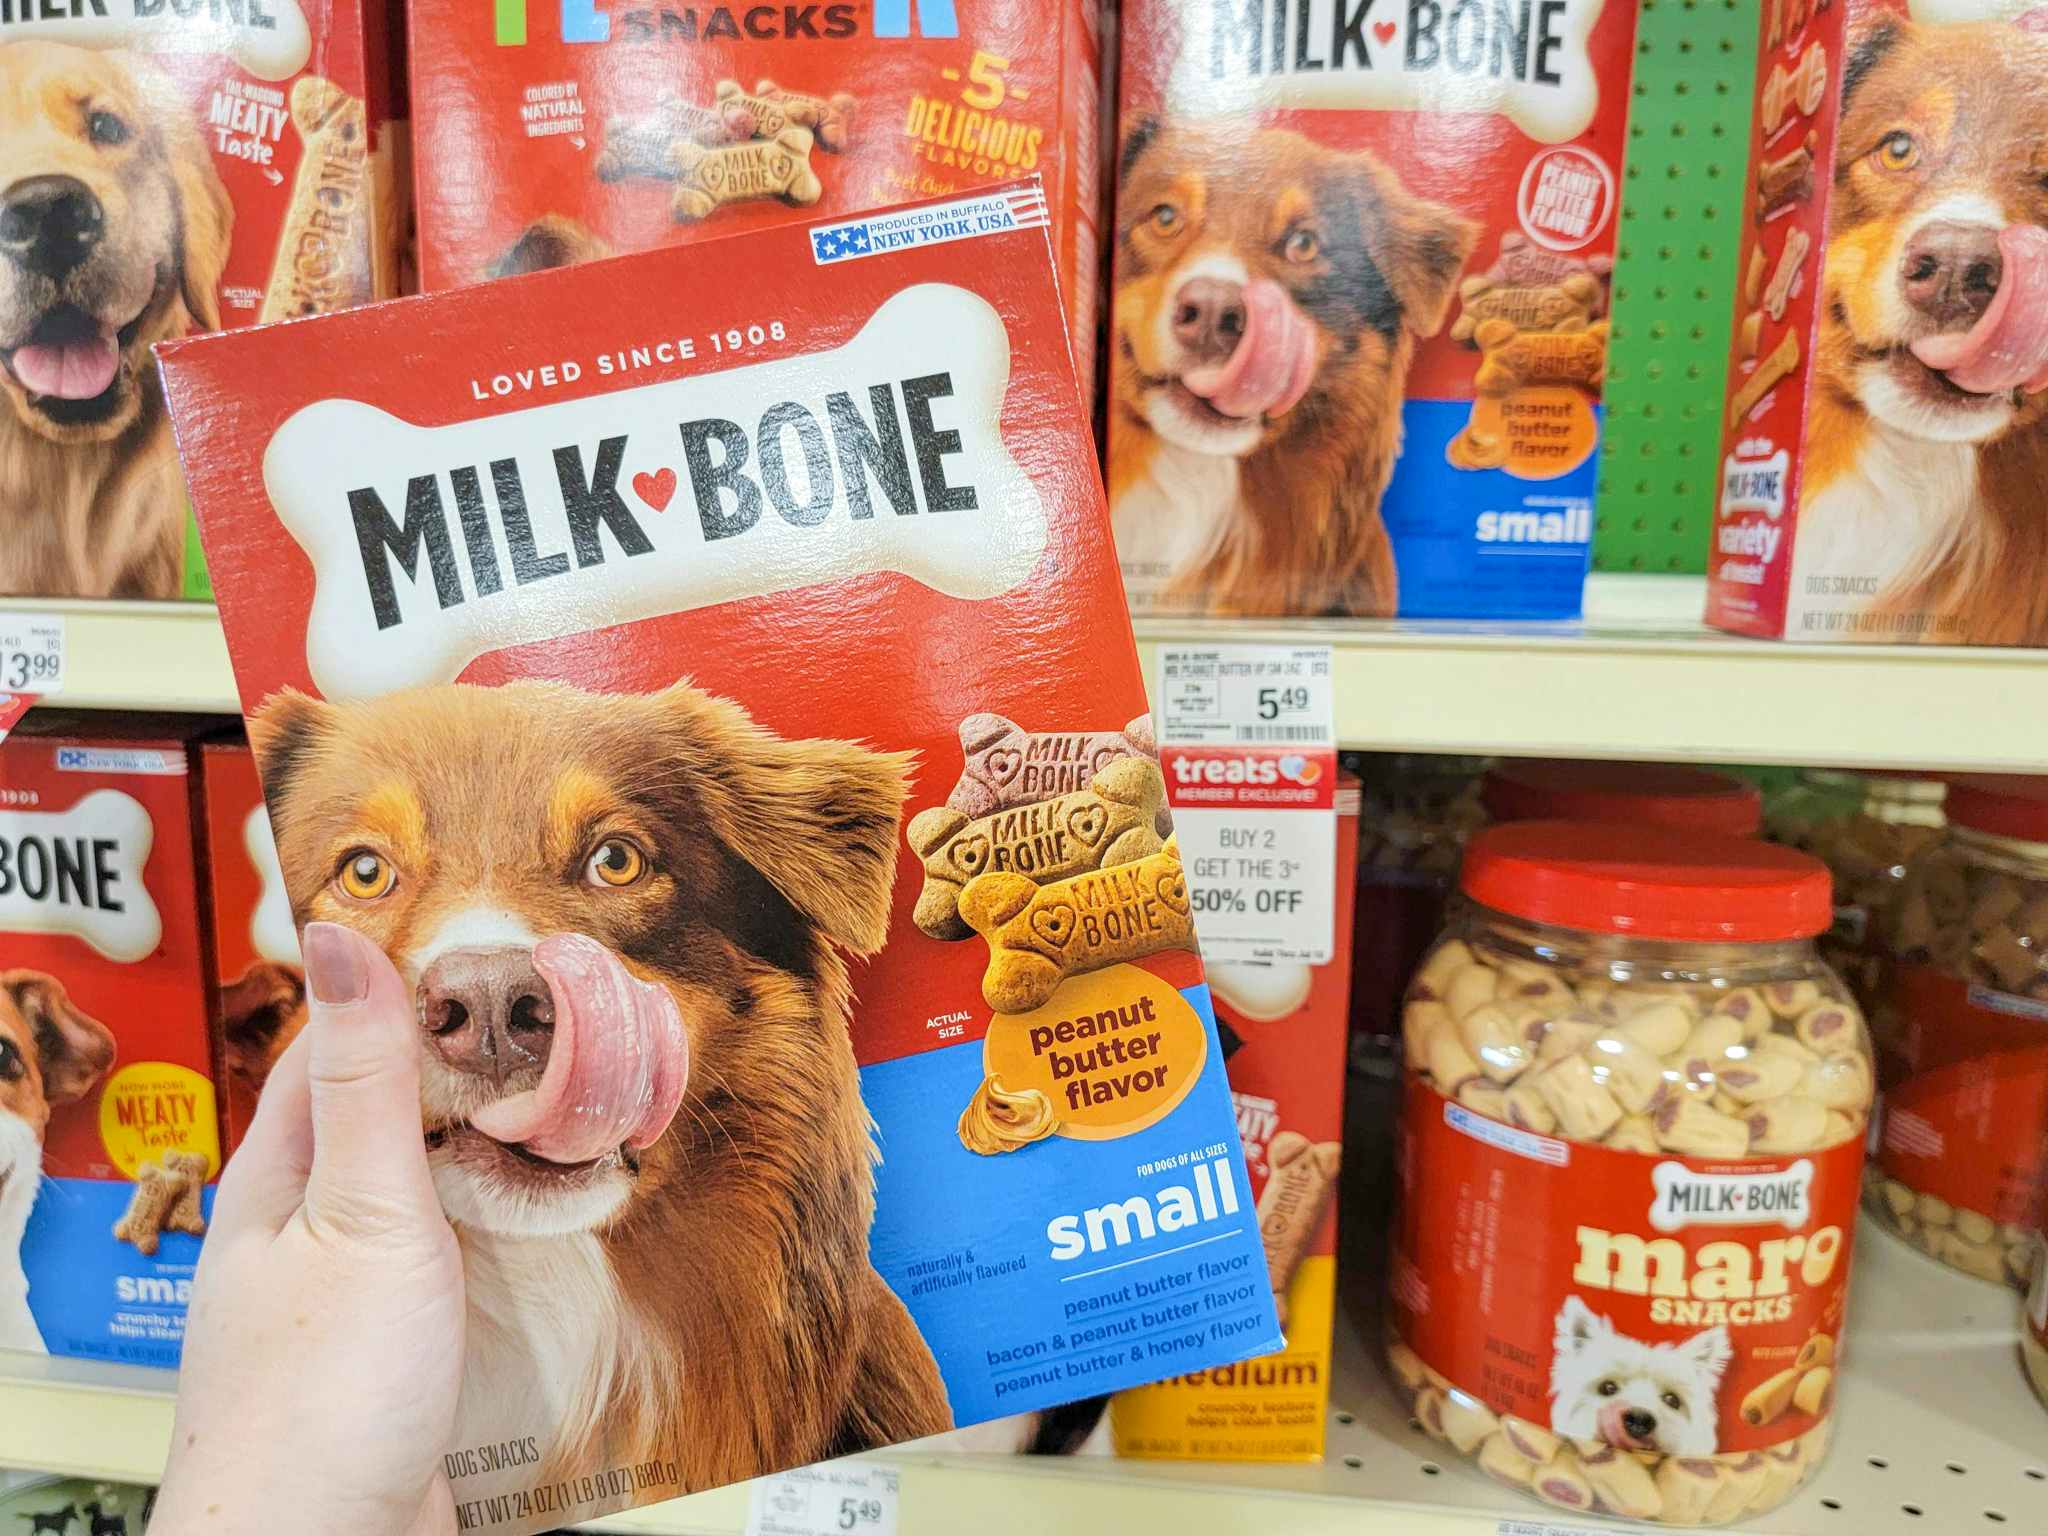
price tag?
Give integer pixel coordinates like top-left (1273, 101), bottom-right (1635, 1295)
top-left (744, 1461), bottom-right (899, 1536)
top-left (0, 613), bottom-right (65, 697)
top-left (1159, 644), bottom-right (1336, 964)
top-left (1496, 1523), bottom-right (1610, 1536)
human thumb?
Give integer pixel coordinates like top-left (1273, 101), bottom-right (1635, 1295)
top-left (300, 921), bottom-right (439, 1235)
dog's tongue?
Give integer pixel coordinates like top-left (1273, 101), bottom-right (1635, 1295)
top-left (1597, 1403), bottom-right (1652, 1451)
top-left (1181, 278), bottom-right (1318, 420)
top-left (1910, 224), bottom-right (2048, 395)
top-left (9, 333), bottom-right (118, 401)
top-left (466, 933), bottom-right (689, 1164)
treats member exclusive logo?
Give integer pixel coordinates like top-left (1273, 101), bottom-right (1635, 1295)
top-left (1173, 0), bottom-right (1611, 143)
top-left (0, 792), bottom-right (161, 963)
top-left (2, 0), bottom-right (314, 80)
top-left (261, 284), bottom-right (1048, 698)
top-left (495, 0), bottom-right (959, 45)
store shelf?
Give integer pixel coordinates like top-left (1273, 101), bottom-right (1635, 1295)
top-left (5, 1224), bottom-right (2039, 1534)
top-left (21, 580), bottom-right (2048, 770)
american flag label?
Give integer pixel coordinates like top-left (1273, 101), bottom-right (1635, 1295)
top-left (810, 185), bottom-right (1049, 266)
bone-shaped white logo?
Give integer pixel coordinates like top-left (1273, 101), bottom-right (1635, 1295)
top-left (10, 1), bottom-right (313, 84)
top-left (1909, 0), bottom-right (2040, 23)
top-left (0, 791), bottom-right (161, 964)
top-left (243, 805), bottom-right (300, 966)
top-left (1169, 0), bottom-right (1609, 145)
top-left (1649, 1159), bottom-right (1814, 1234)
top-left (263, 284), bottom-right (1049, 701)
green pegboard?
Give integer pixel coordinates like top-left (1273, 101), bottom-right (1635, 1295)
top-left (1596, 0), bottom-right (1760, 574)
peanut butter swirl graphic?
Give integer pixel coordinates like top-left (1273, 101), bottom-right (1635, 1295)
top-left (957, 1074), bottom-right (1059, 1155)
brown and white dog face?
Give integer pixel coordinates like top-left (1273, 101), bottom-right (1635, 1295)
top-left (0, 40), bottom-right (230, 443)
top-left (217, 960), bottom-right (307, 1103)
top-left (0, 971), bottom-right (116, 1198)
top-left (1823, 17), bottom-right (2048, 444)
top-left (1113, 120), bottom-right (1475, 460)
top-left (250, 679), bottom-right (909, 1242)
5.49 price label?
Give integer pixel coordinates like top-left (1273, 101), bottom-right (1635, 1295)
top-left (745, 1461), bottom-right (899, 1536)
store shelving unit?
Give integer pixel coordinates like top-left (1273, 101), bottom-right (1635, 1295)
top-left (27, 579), bottom-right (2048, 770)
top-left (4, 1227), bottom-right (2039, 1534)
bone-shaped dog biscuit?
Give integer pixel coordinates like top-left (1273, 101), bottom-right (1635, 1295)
top-left (1257, 1132), bottom-right (1340, 1325)
top-left (744, 78), bottom-right (858, 152)
top-left (958, 837), bottom-right (1195, 1013)
top-left (1481, 233), bottom-right (1614, 313)
top-left (0, 792), bottom-right (162, 962)
top-left (259, 78), bottom-right (375, 323)
top-left (1451, 273), bottom-right (1601, 342)
top-left (671, 127), bottom-right (823, 221)
top-left (1765, 228), bottom-right (1811, 322)
top-left (1472, 319), bottom-right (1610, 394)
top-left (1729, 330), bottom-right (1801, 426)
top-left (262, 285), bottom-right (1048, 699)
top-left (1758, 132), bottom-right (1818, 221)
top-left (113, 1165), bottom-right (179, 1256)
top-left (163, 1150), bottom-right (210, 1237)
top-left (596, 94), bottom-right (754, 181)
top-left (908, 758), bottom-right (1166, 940)
top-left (1762, 41), bottom-right (1831, 134)
top-left (944, 712), bottom-right (1159, 821)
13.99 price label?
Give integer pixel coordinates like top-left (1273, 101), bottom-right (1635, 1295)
top-left (1159, 645), bottom-right (1336, 964)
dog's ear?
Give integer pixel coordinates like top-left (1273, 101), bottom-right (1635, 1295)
top-left (658, 684), bottom-right (913, 956)
top-left (1375, 170), bottom-right (1481, 339)
top-left (247, 689), bottom-right (339, 820)
top-left (218, 962), bottom-right (307, 1090)
top-left (1553, 1295), bottom-right (1609, 1357)
top-left (1842, 14), bottom-right (1904, 110)
top-left (122, 51), bottom-right (233, 333)
top-left (3, 971), bottom-right (117, 1105)
top-left (1678, 1324), bottom-right (1735, 1390)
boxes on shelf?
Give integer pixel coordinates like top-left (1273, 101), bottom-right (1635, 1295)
top-left (406, 0), bottom-right (1104, 399)
top-left (1106, 0), bottom-right (1640, 619)
top-left (197, 735), bottom-right (303, 1158)
top-left (0, 714), bottom-right (220, 1367)
top-left (1113, 777), bottom-right (1360, 1462)
top-left (1, 1), bottom-right (403, 602)
top-left (161, 184), bottom-right (1279, 1535)
top-left (1709, 0), bottom-right (2048, 645)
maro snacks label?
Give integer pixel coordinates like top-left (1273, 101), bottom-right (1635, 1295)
top-left (160, 185), bottom-right (1279, 1536)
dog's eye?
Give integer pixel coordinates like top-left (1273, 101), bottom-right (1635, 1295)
top-left (87, 110), bottom-right (130, 147)
top-left (1876, 131), bottom-right (1919, 171)
top-left (1283, 228), bottom-right (1321, 264)
top-left (0, 1038), bottom-right (20, 1082)
top-left (1149, 203), bottom-right (1181, 234)
top-left (587, 838), bottom-right (647, 888)
top-left (336, 849), bottom-right (396, 901)
top-left (1661, 1391), bottom-right (1685, 1412)
top-left (1597, 1379), bottom-right (1620, 1397)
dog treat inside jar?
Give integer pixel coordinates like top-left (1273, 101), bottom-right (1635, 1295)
top-left (1388, 822), bottom-right (1868, 1526)
top-left (1866, 777), bottom-right (2048, 1290)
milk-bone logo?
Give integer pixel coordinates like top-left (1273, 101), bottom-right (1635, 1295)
top-left (3, 0), bottom-right (315, 82)
top-left (1181, 0), bottom-right (1609, 144)
top-left (494, 0), bottom-right (958, 46)
top-left (0, 791), bottom-right (163, 963)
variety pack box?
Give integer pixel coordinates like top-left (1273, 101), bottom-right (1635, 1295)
top-left (1112, 778), bottom-right (1359, 1462)
top-left (407, 0), bottom-right (1103, 396)
top-left (162, 184), bottom-right (1281, 1533)
top-left (1709, 0), bottom-right (2048, 645)
top-left (197, 737), bottom-right (303, 1156)
top-left (0, 715), bottom-right (220, 1367)
top-left (1, 0), bottom-right (403, 602)
top-left (1107, 0), bottom-right (1639, 619)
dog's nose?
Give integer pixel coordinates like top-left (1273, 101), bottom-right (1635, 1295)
top-left (0, 176), bottom-right (105, 279)
top-left (1171, 276), bottom-right (1247, 362)
top-left (417, 947), bottom-right (555, 1088)
top-left (1621, 1408), bottom-right (1657, 1442)
top-left (1900, 221), bottom-right (2004, 328)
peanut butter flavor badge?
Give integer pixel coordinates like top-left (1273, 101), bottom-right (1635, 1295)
top-left (100, 1062), bottom-right (221, 1179)
top-left (974, 965), bottom-right (1207, 1144)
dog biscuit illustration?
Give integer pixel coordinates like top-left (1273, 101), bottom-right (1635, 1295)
top-left (1729, 331), bottom-right (1801, 426)
top-left (596, 94), bottom-right (755, 181)
top-left (944, 712), bottom-right (1159, 821)
top-left (1757, 131), bottom-right (1817, 221)
top-left (1451, 272), bottom-right (1602, 342)
top-left (1256, 1132), bottom-right (1340, 1325)
top-left (260, 77), bottom-right (375, 322)
top-left (742, 78), bottom-right (858, 151)
top-left (908, 758), bottom-right (1167, 939)
top-left (958, 836), bottom-right (1195, 1013)
top-left (670, 127), bottom-right (823, 221)
top-left (1478, 233), bottom-right (1614, 314)
top-left (1472, 319), bottom-right (1610, 396)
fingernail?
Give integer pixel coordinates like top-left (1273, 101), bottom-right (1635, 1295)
top-left (303, 922), bottom-right (370, 1006)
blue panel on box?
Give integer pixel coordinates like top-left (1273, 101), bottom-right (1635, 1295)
top-left (23, 1176), bottom-right (213, 1368)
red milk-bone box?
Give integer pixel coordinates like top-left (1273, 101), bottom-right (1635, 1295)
top-left (406, 0), bottom-right (1103, 400)
top-left (1709, 0), bottom-right (2048, 645)
top-left (159, 182), bottom-right (1280, 1535)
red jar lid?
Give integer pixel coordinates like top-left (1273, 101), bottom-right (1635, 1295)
top-left (1482, 759), bottom-right (1763, 836)
top-left (1462, 821), bottom-right (1833, 942)
top-left (1945, 776), bottom-right (2048, 844)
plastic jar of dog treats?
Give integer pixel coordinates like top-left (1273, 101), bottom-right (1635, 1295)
top-left (1481, 759), bottom-right (1765, 836)
top-left (1388, 822), bottom-right (1869, 1526)
top-left (2028, 1213), bottom-right (2048, 1412)
top-left (1865, 777), bottom-right (2048, 1290)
